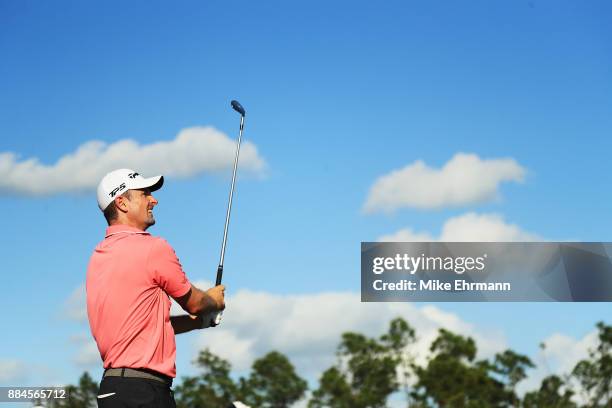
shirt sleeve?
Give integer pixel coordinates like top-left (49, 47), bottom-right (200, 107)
top-left (148, 238), bottom-right (192, 298)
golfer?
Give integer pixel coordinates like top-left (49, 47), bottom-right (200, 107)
top-left (86, 168), bottom-right (225, 407)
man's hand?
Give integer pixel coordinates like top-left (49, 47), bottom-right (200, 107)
top-left (198, 285), bottom-right (225, 329)
top-left (205, 285), bottom-right (226, 311)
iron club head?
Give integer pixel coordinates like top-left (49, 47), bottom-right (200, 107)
top-left (231, 100), bottom-right (245, 116)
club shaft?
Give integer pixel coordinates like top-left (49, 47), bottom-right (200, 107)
top-left (216, 114), bottom-right (244, 285)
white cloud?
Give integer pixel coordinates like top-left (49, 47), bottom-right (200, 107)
top-left (517, 329), bottom-right (598, 401)
top-left (193, 290), bottom-right (506, 380)
top-left (379, 212), bottom-right (540, 242)
top-left (70, 333), bottom-right (101, 367)
top-left (0, 360), bottom-right (28, 383)
top-left (378, 228), bottom-right (435, 242)
top-left (542, 331), bottom-right (597, 374)
top-left (0, 126), bottom-right (266, 196)
top-left (363, 153), bottom-right (526, 213)
top-left (63, 284), bottom-right (87, 322)
top-left (440, 212), bottom-right (540, 241)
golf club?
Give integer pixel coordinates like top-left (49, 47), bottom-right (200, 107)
top-left (206, 99), bottom-right (246, 327)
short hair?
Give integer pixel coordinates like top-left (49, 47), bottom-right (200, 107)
top-left (103, 190), bottom-right (132, 225)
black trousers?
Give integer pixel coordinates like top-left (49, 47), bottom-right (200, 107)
top-left (97, 376), bottom-right (176, 408)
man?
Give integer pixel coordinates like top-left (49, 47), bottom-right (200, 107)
top-left (86, 168), bottom-right (225, 408)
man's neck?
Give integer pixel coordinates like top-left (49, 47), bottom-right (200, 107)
top-left (110, 219), bottom-right (147, 231)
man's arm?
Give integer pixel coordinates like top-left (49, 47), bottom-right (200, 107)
top-left (171, 314), bottom-right (204, 334)
top-left (174, 284), bottom-right (225, 318)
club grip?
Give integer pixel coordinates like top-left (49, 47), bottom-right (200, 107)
top-left (215, 264), bottom-right (223, 286)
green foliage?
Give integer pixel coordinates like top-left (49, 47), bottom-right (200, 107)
top-left (571, 322), bottom-right (612, 407)
top-left (48, 372), bottom-right (98, 408)
top-left (493, 349), bottom-right (535, 406)
top-left (381, 317), bottom-right (417, 404)
top-left (56, 320), bottom-right (612, 408)
top-left (430, 328), bottom-right (477, 362)
top-left (175, 348), bottom-right (306, 408)
top-left (523, 375), bottom-right (576, 408)
top-left (308, 367), bottom-right (355, 408)
top-left (340, 332), bottom-right (398, 402)
top-left (380, 317), bottom-right (416, 351)
top-left (309, 318), bottom-right (416, 408)
top-left (240, 351), bottom-right (308, 408)
top-left (174, 349), bottom-right (239, 408)
top-left (493, 350), bottom-right (535, 389)
top-left (411, 329), bottom-right (515, 407)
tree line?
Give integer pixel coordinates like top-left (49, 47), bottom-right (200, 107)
top-left (39, 318), bottom-right (611, 407)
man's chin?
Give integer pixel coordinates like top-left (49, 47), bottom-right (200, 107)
top-left (145, 217), bottom-right (156, 229)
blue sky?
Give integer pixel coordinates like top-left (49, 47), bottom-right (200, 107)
top-left (1, 0), bottom-right (611, 402)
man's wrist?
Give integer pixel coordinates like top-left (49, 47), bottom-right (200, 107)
top-left (202, 293), bottom-right (218, 314)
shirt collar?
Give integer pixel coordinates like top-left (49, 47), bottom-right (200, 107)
top-left (105, 224), bottom-right (151, 238)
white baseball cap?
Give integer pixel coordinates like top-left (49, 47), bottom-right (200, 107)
top-left (96, 168), bottom-right (164, 211)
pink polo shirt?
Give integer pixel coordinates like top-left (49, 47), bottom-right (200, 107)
top-left (86, 225), bottom-right (192, 378)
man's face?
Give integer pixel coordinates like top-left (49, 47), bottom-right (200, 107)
top-left (123, 188), bottom-right (158, 230)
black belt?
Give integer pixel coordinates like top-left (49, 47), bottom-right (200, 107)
top-left (103, 367), bottom-right (173, 386)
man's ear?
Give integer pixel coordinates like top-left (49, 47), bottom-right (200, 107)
top-left (115, 195), bottom-right (130, 213)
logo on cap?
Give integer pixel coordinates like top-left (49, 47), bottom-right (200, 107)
top-left (128, 172), bottom-right (139, 179)
top-left (109, 183), bottom-right (126, 197)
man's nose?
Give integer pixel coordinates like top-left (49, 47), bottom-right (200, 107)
top-left (150, 195), bottom-right (158, 206)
